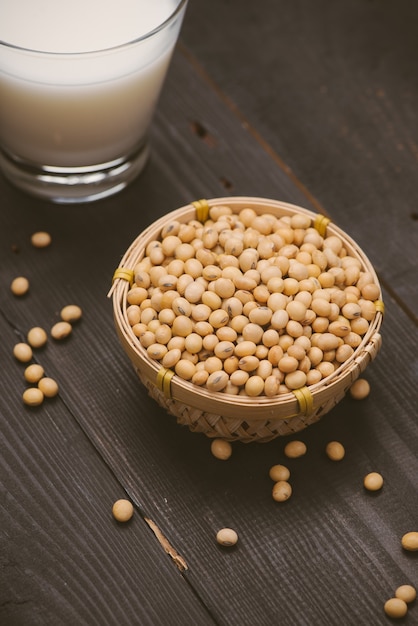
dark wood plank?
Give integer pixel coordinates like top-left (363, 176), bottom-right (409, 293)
top-left (6, 278), bottom-right (415, 626)
top-left (0, 322), bottom-right (216, 626)
top-left (1, 39), bottom-right (417, 625)
top-left (180, 0), bottom-right (418, 319)
top-left (0, 183), bottom-right (220, 626)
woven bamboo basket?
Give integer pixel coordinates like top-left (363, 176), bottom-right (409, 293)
top-left (110, 197), bottom-right (383, 442)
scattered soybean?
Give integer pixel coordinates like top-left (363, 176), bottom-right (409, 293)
top-left (401, 532), bottom-right (418, 552)
top-left (211, 439), bottom-right (232, 460)
top-left (22, 387), bottom-right (44, 406)
top-left (272, 480), bottom-right (292, 502)
top-left (269, 464), bottom-right (290, 482)
top-left (363, 472), bottom-right (384, 492)
top-left (395, 585), bottom-right (416, 604)
top-left (13, 343), bottom-right (33, 363)
top-left (384, 598), bottom-right (408, 619)
top-left (112, 499), bottom-right (134, 522)
top-left (24, 363), bottom-right (45, 383)
top-left (31, 231), bottom-right (52, 248)
top-left (60, 304), bottom-right (83, 323)
top-left (284, 440), bottom-right (307, 458)
top-left (38, 377), bottom-right (59, 398)
top-left (27, 326), bottom-right (48, 348)
top-left (51, 321), bottom-right (73, 340)
top-left (325, 441), bottom-right (345, 461)
top-left (349, 378), bottom-right (370, 400)
top-left (11, 276), bottom-right (29, 296)
top-left (216, 528), bottom-right (238, 546)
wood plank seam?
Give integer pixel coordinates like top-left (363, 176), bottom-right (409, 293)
top-left (178, 41), bottom-right (326, 215)
top-left (144, 517), bottom-right (189, 572)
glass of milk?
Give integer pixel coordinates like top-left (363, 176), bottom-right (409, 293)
top-left (0, 0), bottom-right (188, 203)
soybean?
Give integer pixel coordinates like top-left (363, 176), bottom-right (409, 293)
top-left (60, 304), bottom-right (82, 323)
top-left (175, 359), bottom-right (196, 380)
top-left (384, 598), bottom-right (408, 619)
top-left (51, 321), bottom-right (72, 340)
top-left (27, 326), bottom-right (48, 348)
top-left (395, 585), bottom-right (416, 603)
top-left (31, 231), bottom-right (52, 248)
top-left (350, 378), bottom-right (370, 400)
top-left (38, 377), bottom-right (59, 397)
top-left (325, 441), bottom-right (345, 461)
top-left (211, 439), bottom-right (232, 460)
top-left (284, 440), bottom-right (307, 458)
top-left (363, 472), bottom-right (383, 491)
top-left (245, 375), bottom-right (265, 397)
top-left (23, 387), bottom-right (44, 406)
top-left (13, 343), bottom-right (33, 363)
top-left (401, 532), bottom-right (418, 552)
top-left (272, 481), bottom-right (292, 502)
top-left (285, 370), bottom-right (307, 390)
top-left (207, 370), bottom-right (229, 392)
top-left (11, 276), bottom-right (30, 296)
top-left (269, 464), bottom-right (290, 482)
top-left (112, 499), bottom-right (134, 522)
top-left (24, 363), bottom-right (45, 383)
top-left (216, 528), bottom-right (238, 546)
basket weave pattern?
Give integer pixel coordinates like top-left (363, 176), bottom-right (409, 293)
top-left (112, 197), bottom-right (383, 442)
top-left (137, 331), bottom-right (381, 442)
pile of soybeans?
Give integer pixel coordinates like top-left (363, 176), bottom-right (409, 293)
top-left (125, 205), bottom-right (380, 398)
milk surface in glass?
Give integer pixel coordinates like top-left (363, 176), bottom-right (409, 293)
top-left (0, 0), bottom-right (181, 173)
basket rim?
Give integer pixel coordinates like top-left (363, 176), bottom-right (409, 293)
top-left (111, 197), bottom-right (383, 421)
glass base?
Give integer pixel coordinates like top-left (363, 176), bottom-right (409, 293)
top-left (0, 143), bottom-right (150, 203)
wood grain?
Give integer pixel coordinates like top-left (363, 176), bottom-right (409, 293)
top-left (181, 0), bottom-right (418, 320)
top-left (0, 316), bottom-right (215, 626)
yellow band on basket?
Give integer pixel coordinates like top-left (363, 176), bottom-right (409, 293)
top-left (156, 368), bottom-right (174, 398)
top-left (192, 199), bottom-right (210, 223)
top-left (293, 386), bottom-right (314, 416)
top-left (314, 214), bottom-right (331, 237)
top-left (374, 299), bottom-right (385, 314)
top-left (112, 267), bottom-right (134, 287)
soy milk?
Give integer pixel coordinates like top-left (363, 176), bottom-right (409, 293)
top-left (0, 0), bottom-right (182, 166)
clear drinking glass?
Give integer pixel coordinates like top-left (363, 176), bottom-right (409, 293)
top-left (0, 0), bottom-right (188, 203)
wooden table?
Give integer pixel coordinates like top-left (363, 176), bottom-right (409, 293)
top-left (1, 1), bottom-right (417, 624)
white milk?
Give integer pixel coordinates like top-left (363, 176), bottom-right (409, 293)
top-left (0, 0), bottom-right (183, 166)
